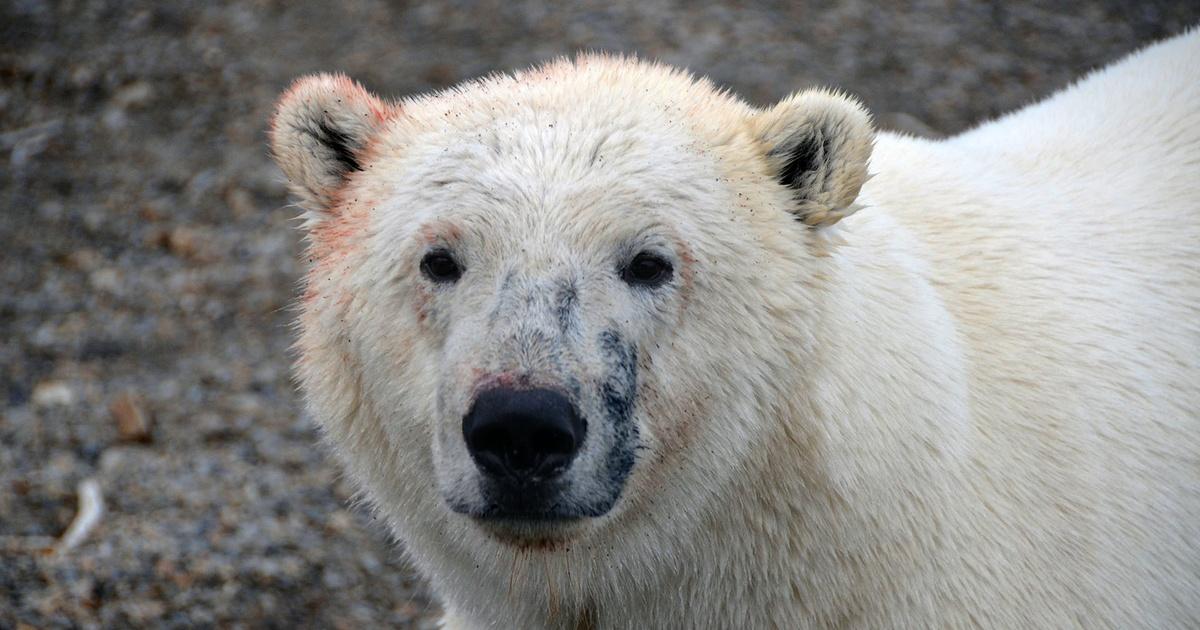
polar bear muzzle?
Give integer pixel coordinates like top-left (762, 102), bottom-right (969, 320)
top-left (445, 328), bottom-right (641, 525)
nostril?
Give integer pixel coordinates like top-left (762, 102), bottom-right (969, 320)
top-left (529, 427), bottom-right (576, 476)
top-left (462, 387), bottom-right (586, 483)
top-left (533, 426), bottom-right (576, 457)
top-left (468, 424), bottom-right (512, 476)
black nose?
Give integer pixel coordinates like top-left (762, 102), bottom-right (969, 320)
top-left (462, 388), bottom-right (586, 483)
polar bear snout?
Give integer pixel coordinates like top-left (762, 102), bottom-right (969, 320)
top-left (439, 329), bottom-right (641, 525)
top-left (462, 387), bottom-right (586, 487)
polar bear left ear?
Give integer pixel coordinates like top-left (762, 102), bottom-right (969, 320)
top-left (751, 89), bottom-right (874, 227)
top-left (269, 73), bottom-right (394, 216)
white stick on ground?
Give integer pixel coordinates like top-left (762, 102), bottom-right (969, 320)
top-left (55, 478), bottom-right (104, 555)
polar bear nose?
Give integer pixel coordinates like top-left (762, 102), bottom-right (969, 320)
top-left (462, 388), bottom-right (586, 483)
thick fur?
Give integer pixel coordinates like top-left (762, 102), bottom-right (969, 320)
top-left (270, 30), bottom-right (1200, 629)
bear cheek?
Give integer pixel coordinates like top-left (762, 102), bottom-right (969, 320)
top-left (632, 355), bottom-right (706, 462)
top-left (412, 283), bottom-right (435, 325)
top-left (660, 395), bottom-right (706, 462)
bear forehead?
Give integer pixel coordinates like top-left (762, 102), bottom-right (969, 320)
top-left (353, 58), bottom-right (766, 237)
top-left (362, 121), bottom-right (735, 259)
top-left (385, 55), bottom-right (755, 146)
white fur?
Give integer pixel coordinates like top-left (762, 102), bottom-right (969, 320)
top-left (271, 30), bottom-right (1200, 629)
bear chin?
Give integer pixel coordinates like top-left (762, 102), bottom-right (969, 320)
top-left (468, 516), bottom-right (593, 551)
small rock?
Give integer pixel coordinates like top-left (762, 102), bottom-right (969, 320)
top-left (64, 248), bottom-right (103, 271)
top-left (69, 64), bottom-right (98, 89)
top-left (37, 200), bottom-right (64, 221)
top-left (327, 509), bottom-right (354, 534)
top-left (81, 207), bottom-right (106, 234)
top-left (168, 226), bottom-right (200, 257)
top-left (98, 448), bottom-right (126, 473)
top-left (88, 267), bottom-right (122, 294)
top-left (111, 81), bottom-right (155, 110)
top-left (102, 107), bottom-right (129, 131)
top-left (122, 599), bottom-right (166, 623)
top-left (109, 392), bottom-right (154, 443)
top-left (32, 381), bottom-right (76, 408)
top-left (3, 119), bottom-right (63, 169)
top-left (163, 225), bottom-right (215, 262)
top-left (11, 478), bottom-right (32, 496)
top-left (139, 203), bottom-right (164, 222)
top-left (224, 185), bottom-right (256, 218)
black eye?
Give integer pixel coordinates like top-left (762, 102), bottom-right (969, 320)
top-left (420, 250), bottom-right (462, 283)
top-left (622, 252), bottom-right (673, 287)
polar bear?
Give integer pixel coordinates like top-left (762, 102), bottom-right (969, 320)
top-left (269, 29), bottom-right (1200, 629)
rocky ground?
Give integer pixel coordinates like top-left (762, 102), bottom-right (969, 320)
top-left (2, 1), bottom-right (1197, 627)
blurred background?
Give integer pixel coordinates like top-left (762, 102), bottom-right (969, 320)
top-left (2, 1), bottom-right (1197, 627)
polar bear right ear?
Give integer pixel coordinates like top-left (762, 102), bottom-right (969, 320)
top-left (269, 73), bottom-right (394, 216)
top-left (751, 89), bottom-right (874, 227)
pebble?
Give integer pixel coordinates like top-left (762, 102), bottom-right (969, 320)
top-left (32, 381), bottom-right (76, 408)
top-left (109, 392), bottom-right (154, 443)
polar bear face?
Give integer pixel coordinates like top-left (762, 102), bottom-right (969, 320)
top-left (271, 59), bottom-right (872, 551)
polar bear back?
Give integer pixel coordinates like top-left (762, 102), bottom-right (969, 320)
top-left (857, 29), bottom-right (1200, 624)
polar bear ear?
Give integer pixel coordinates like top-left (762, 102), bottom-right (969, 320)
top-left (751, 89), bottom-right (874, 227)
top-left (269, 73), bottom-right (393, 216)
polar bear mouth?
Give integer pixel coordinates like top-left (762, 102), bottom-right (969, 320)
top-left (469, 495), bottom-right (604, 521)
top-left (447, 455), bottom-right (629, 523)
top-left (473, 516), bottom-right (587, 550)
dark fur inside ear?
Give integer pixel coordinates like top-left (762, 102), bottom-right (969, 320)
top-left (774, 131), bottom-right (830, 197)
top-left (753, 89), bottom-right (875, 227)
top-left (269, 74), bottom-right (390, 215)
top-left (314, 118), bottom-right (362, 174)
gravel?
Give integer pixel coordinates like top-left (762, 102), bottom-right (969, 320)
top-left (2, 1), bottom-right (1197, 627)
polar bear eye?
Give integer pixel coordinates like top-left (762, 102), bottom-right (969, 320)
top-left (621, 252), bottom-right (673, 288)
top-left (420, 249), bottom-right (463, 283)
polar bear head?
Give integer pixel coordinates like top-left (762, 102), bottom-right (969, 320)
top-left (270, 57), bottom-right (872, 582)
